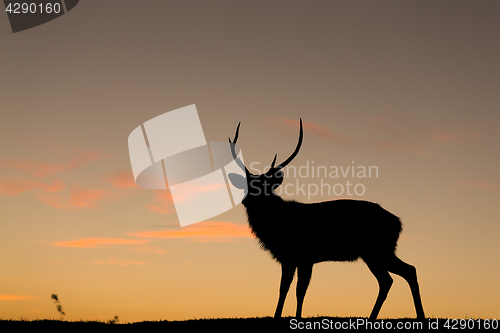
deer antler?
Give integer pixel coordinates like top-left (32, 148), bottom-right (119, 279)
top-left (275, 118), bottom-right (303, 170)
top-left (229, 122), bottom-right (249, 175)
top-left (270, 154), bottom-right (277, 169)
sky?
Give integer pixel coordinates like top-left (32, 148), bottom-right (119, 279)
top-left (0, 0), bottom-right (499, 322)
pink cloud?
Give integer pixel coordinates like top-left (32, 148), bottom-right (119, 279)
top-left (70, 185), bottom-right (115, 209)
top-left (456, 180), bottom-right (500, 191)
top-left (51, 237), bottom-right (149, 248)
top-left (278, 117), bottom-right (347, 143)
top-left (0, 150), bottom-right (117, 210)
top-left (0, 151), bottom-right (108, 178)
top-left (146, 191), bottom-right (175, 215)
top-left (104, 171), bottom-right (138, 189)
top-left (129, 222), bottom-right (254, 242)
top-left (35, 184), bottom-right (118, 210)
top-left (276, 117), bottom-right (431, 155)
top-left (94, 260), bottom-right (147, 266)
top-left (370, 116), bottom-right (478, 147)
top-left (0, 178), bottom-right (65, 196)
top-left (428, 128), bottom-right (462, 143)
top-left (364, 140), bottom-right (429, 156)
top-left (36, 192), bottom-right (70, 210)
top-left (0, 295), bottom-right (37, 301)
top-left (269, 116), bottom-right (477, 156)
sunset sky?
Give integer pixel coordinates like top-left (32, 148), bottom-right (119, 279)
top-left (1, 1), bottom-right (499, 322)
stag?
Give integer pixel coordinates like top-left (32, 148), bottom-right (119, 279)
top-left (227, 119), bottom-right (425, 321)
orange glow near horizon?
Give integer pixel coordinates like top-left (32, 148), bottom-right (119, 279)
top-left (52, 238), bottom-right (149, 248)
top-left (129, 222), bottom-right (254, 241)
top-left (0, 295), bottom-right (38, 301)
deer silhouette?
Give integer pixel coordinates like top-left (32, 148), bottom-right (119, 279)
top-left (228, 119), bottom-right (425, 321)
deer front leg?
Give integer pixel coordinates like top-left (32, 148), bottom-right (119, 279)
top-left (274, 263), bottom-right (296, 318)
top-left (387, 256), bottom-right (425, 320)
top-left (296, 263), bottom-right (313, 318)
top-left (365, 260), bottom-right (393, 321)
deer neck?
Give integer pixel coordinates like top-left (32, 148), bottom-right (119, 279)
top-left (242, 194), bottom-right (285, 228)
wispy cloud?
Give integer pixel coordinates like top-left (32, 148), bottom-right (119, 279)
top-left (278, 117), bottom-right (348, 143)
top-left (94, 260), bottom-right (147, 266)
top-left (0, 151), bottom-right (108, 178)
top-left (36, 192), bottom-right (70, 210)
top-left (133, 245), bottom-right (170, 254)
top-left (268, 116), bottom-right (478, 156)
top-left (35, 184), bottom-right (118, 210)
top-left (70, 185), bottom-right (115, 209)
top-left (0, 178), bottom-right (65, 196)
top-left (146, 191), bottom-right (175, 214)
top-left (369, 116), bottom-right (478, 146)
top-left (0, 148), bottom-right (115, 210)
top-left (104, 171), bottom-right (138, 189)
top-left (129, 222), bottom-right (253, 242)
top-left (52, 237), bottom-right (149, 248)
top-left (456, 180), bottom-right (500, 191)
top-left (0, 295), bottom-right (37, 301)
top-left (427, 128), bottom-right (462, 143)
top-left (270, 117), bottom-right (429, 155)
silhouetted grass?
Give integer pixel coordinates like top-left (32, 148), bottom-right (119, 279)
top-left (51, 294), bottom-right (65, 320)
top-left (0, 316), bottom-right (491, 331)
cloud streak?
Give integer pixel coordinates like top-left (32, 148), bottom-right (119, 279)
top-left (146, 191), bottom-right (175, 215)
top-left (94, 260), bottom-right (147, 266)
top-left (52, 237), bottom-right (149, 248)
top-left (104, 171), bottom-right (139, 189)
top-left (129, 222), bottom-right (254, 242)
top-left (35, 184), bottom-right (118, 210)
top-left (456, 180), bottom-right (500, 191)
top-left (269, 116), bottom-right (478, 156)
top-left (0, 151), bottom-right (108, 178)
top-left (70, 185), bottom-right (115, 209)
top-left (279, 117), bottom-right (348, 143)
top-left (0, 295), bottom-right (37, 301)
top-left (0, 178), bottom-right (65, 196)
top-left (0, 149), bottom-right (116, 210)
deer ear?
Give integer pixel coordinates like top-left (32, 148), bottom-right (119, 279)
top-left (228, 173), bottom-right (246, 190)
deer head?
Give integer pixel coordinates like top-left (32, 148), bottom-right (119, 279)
top-left (228, 119), bottom-right (303, 200)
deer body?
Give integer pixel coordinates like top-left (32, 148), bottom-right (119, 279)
top-left (229, 120), bottom-right (425, 320)
top-left (244, 198), bottom-right (402, 264)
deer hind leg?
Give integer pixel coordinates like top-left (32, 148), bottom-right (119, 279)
top-left (387, 255), bottom-right (425, 320)
top-left (364, 259), bottom-right (393, 321)
top-left (295, 263), bottom-right (313, 318)
top-left (274, 263), bottom-right (296, 318)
